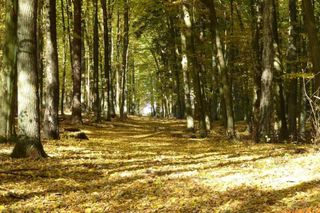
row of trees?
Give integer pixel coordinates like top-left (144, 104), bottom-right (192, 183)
top-left (138, 0), bottom-right (320, 141)
top-left (0, 0), bottom-right (319, 158)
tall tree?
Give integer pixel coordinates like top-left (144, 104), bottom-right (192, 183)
top-left (204, 0), bottom-right (235, 138)
top-left (302, 0), bottom-right (320, 92)
top-left (180, 3), bottom-right (194, 131)
top-left (257, 0), bottom-right (274, 142)
top-left (71, 0), bottom-right (82, 123)
top-left (60, 0), bottom-right (67, 116)
top-left (189, 2), bottom-right (207, 137)
top-left (0, 0), bottom-right (17, 142)
top-left (101, 0), bottom-right (112, 121)
top-left (43, 0), bottom-right (60, 139)
top-left (120, 0), bottom-right (129, 119)
top-left (287, 0), bottom-right (299, 138)
top-left (93, 0), bottom-right (100, 122)
top-left (11, 0), bottom-right (47, 158)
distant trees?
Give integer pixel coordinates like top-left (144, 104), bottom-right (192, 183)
top-left (0, 0), bottom-right (17, 142)
top-left (1, 0), bottom-right (320, 154)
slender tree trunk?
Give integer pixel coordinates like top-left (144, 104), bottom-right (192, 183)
top-left (43, 0), bottom-right (60, 139)
top-left (101, 0), bottom-right (111, 121)
top-left (115, 9), bottom-right (121, 116)
top-left (287, 0), bottom-right (298, 138)
top-left (250, 0), bottom-right (263, 139)
top-left (0, 0), bottom-right (17, 142)
top-left (71, 0), bottom-right (82, 123)
top-left (272, 0), bottom-right (287, 140)
top-left (12, 0), bottom-right (47, 158)
top-left (60, 0), bottom-right (67, 116)
top-left (93, 0), bottom-right (100, 122)
top-left (180, 5), bottom-right (195, 131)
top-left (188, 3), bottom-right (207, 138)
top-left (120, 0), bottom-right (129, 119)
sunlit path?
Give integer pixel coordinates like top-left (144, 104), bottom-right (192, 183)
top-left (1, 117), bottom-right (319, 212)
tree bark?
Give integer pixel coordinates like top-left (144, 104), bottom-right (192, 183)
top-left (12, 0), bottom-right (47, 158)
top-left (93, 0), bottom-right (100, 122)
top-left (101, 0), bottom-right (112, 121)
top-left (60, 0), bottom-right (67, 116)
top-left (71, 0), bottom-right (82, 123)
top-left (287, 0), bottom-right (298, 138)
top-left (302, 0), bottom-right (320, 93)
top-left (180, 4), bottom-right (194, 131)
top-left (258, 0), bottom-right (274, 142)
top-left (120, 0), bottom-right (129, 120)
top-left (43, 0), bottom-right (60, 139)
top-left (204, 0), bottom-right (235, 138)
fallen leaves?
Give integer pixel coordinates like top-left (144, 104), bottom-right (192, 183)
top-left (0, 116), bottom-right (319, 212)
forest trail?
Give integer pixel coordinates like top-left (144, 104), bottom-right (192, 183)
top-left (1, 117), bottom-right (320, 212)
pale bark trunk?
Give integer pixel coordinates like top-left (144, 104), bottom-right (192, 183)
top-left (180, 5), bottom-right (194, 130)
top-left (12, 0), bottom-right (47, 158)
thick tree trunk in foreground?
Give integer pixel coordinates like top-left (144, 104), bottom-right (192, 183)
top-left (12, 0), bottom-right (47, 158)
top-left (0, 0), bottom-right (17, 142)
top-left (257, 0), bottom-right (274, 142)
top-left (71, 0), bottom-right (82, 123)
top-left (43, 0), bottom-right (60, 139)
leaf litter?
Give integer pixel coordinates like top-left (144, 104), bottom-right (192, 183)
top-left (0, 116), bottom-right (320, 212)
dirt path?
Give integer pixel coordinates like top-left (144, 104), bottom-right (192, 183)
top-left (0, 116), bottom-right (320, 212)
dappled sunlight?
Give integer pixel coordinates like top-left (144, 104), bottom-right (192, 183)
top-left (1, 116), bottom-right (320, 212)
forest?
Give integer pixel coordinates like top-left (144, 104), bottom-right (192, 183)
top-left (0, 0), bottom-right (320, 211)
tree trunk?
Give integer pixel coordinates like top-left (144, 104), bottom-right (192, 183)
top-left (12, 0), bottom-right (47, 158)
top-left (120, 0), bottom-right (129, 120)
top-left (93, 0), bottom-right (100, 122)
top-left (0, 0), bottom-right (17, 142)
top-left (60, 0), bottom-right (67, 116)
top-left (71, 0), bottom-right (82, 123)
top-left (204, 0), bottom-right (235, 138)
top-left (115, 9), bottom-right (121, 116)
top-left (101, 0), bottom-right (112, 121)
top-left (43, 0), bottom-right (60, 139)
top-left (287, 0), bottom-right (298, 138)
top-left (258, 0), bottom-right (274, 142)
top-left (180, 5), bottom-right (194, 131)
top-left (188, 3), bottom-right (207, 138)
top-left (272, 0), bottom-right (287, 140)
top-left (302, 0), bottom-right (320, 92)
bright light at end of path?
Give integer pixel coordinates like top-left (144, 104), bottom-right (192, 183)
top-left (142, 103), bottom-right (152, 116)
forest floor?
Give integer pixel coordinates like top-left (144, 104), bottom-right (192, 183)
top-left (0, 116), bottom-right (320, 212)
